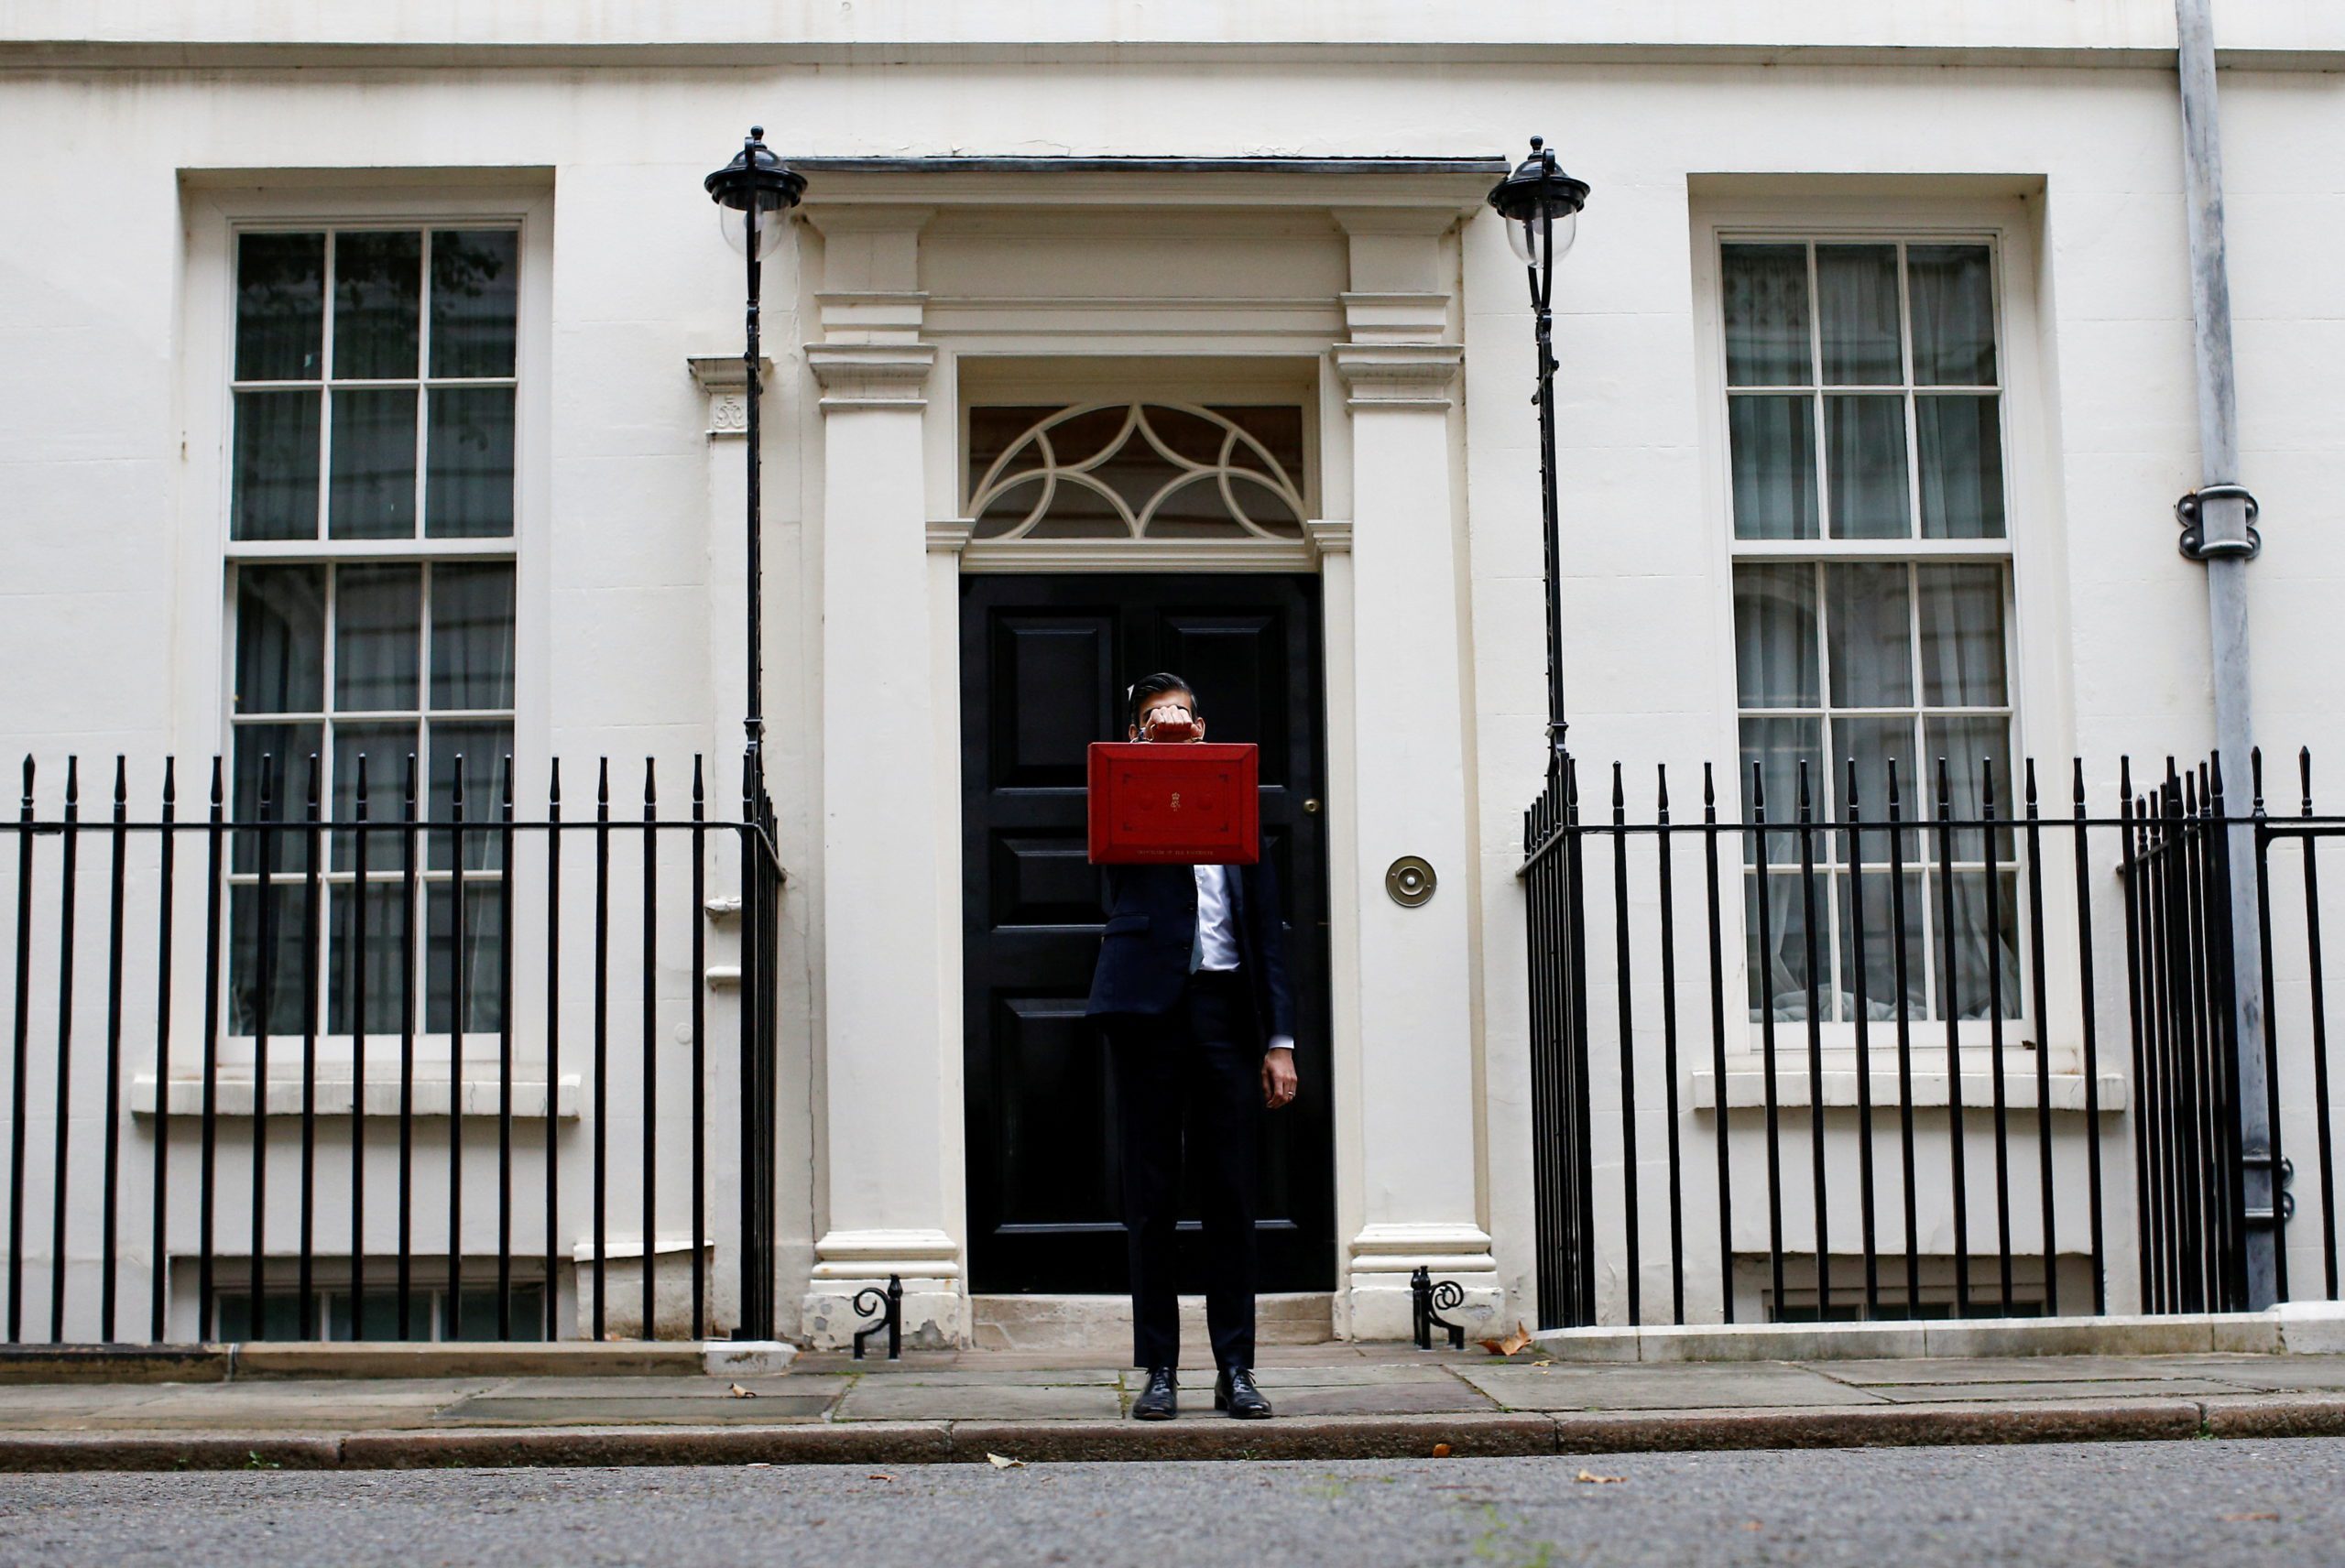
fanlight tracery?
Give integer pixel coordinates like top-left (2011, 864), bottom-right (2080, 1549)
top-left (966, 402), bottom-right (1307, 542)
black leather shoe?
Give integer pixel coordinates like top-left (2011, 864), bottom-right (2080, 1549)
top-left (1214, 1366), bottom-right (1273, 1420)
top-left (1132, 1366), bottom-right (1178, 1421)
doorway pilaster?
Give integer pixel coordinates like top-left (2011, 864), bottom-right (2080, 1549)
top-left (797, 208), bottom-right (965, 1348)
top-left (1330, 210), bottom-right (1500, 1339)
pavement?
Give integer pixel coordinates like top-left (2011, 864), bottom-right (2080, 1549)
top-left (1, 1441), bottom-right (2337, 1566)
top-left (5, 1343), bottom-right (2345, 1470)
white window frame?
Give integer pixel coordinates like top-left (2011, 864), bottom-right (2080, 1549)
top-left (175, 180), bottom-right (553, 1078)
top-left (1688, 188), bottom-right (2088, 1077)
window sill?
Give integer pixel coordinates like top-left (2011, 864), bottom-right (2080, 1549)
top-left (1692, 1064), bottom-right (2128, 1115)
top-left (130, 1073), bottom-right (581, 1120)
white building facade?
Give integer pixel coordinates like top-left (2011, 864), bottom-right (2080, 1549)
top-left (1, 3), bottom-right (2341, 1349)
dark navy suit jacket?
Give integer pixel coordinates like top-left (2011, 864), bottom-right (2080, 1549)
top-left (1084, 853), bottom-right (1298, 1051)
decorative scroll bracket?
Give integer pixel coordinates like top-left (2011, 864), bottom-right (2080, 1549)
top-left (850, 1273), bottom-right (903, 1361)
top-left (1410, 1264), bottom-right (1466, 1351)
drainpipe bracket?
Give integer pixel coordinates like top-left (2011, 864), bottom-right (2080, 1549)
top-left (2176, 484), bottom-right (2262, 561)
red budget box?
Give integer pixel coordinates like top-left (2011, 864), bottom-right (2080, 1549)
top-left (1086, 742), bottom-right (1260, 866)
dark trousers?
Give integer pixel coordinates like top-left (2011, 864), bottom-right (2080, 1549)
top-left (1106, 969), bottom-right (1261, 1372)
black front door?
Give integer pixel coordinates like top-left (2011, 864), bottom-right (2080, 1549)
top-left (961, 573), bottom-right (1333, 1294)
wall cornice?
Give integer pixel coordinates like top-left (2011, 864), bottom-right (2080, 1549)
top-left (805, 341), bottom-right (935, 410)
top-left (1330, 343), bottom-right (1463, 409)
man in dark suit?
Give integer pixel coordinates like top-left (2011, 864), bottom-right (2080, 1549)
top-left (1087, 671), bottom-right (1298, 1422)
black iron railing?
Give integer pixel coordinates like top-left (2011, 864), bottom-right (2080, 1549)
top-left (0, 751), bottom-right (783, 1345)
top-left (1522, 748), bottom-right (2344, 1330)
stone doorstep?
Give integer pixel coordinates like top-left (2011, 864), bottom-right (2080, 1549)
top-left (11, 1395), bottom-right (2345, 1471)
top-left (0, 1340), bottom-right (799, 1385)
top-left (1532, 1302), bottom-right (2345, 1364)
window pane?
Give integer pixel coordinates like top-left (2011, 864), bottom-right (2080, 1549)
top-left (1746, 871), bottom-right (1819, 1021)
top-left (1831, 715), bottom-right (1923, 860)
top-left (1727, 395), bottom-right (1818, 540)
top-left (1722, 244), bottom-right (1812, 387)
top-left (1825, 395), bottom-right (1911, 539)
top-left (431, 564), bottom-right (517, 711)
top-left (328, 389), bottom-right (419, 539)
top-left (426, 883), bottom-right (506, 1035)
top-left (1925, 717), bottom-right (2016, 861)
top-left (1836, 869), bottom-right (1929, 1022)
top-left (231, 390), bottom-right (322, 540)
top-left (1916, 565), bottom-right (2008, 706)
top-left (330, 721), bottom-right (419, 871)
top-left (234, 566), bottom-right (326, 714)
top-left (1916, 395), bottom-right (2007, 539)
top-left (333, 565), bottom-right (422, 713)
top-left (327, 877), bottom-right (409, 1036)
top-left (427, 723), bottom-right (513, 871)
top-left (426, 387), bottom-right (516, 538)
top-left (332, 230), bottom-right (421, 380)
top-left (1825, 563), bottom-right (1914, 709)
top-left (229, 723), bottom-right (322, 875)
top-left (1816, 245), bottom-right (1902, 386)
top-left (1732, 564), bottom-right (1819, 708)
top-left (1908, 244), bottom-right (1998, 386)
top-left (228, 882), bottom-right (313, 1039)
top-left (1940, 870), bottom-right (2023, 1020)
top-left (234, 232), bottom-right (324, 382)
top-left (430, 229), bottom-right (520, 379)
top-left (1739, 714), bottom-right (1821, 857)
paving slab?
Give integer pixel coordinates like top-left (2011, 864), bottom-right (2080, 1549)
top-left (432, 1394), bottom-right (834, 1425)
top-left (1457, 1362), bottom-right (1886, 1412)
top-left (825, 1367), bottom-right (1123, 1387)
top-left (1260, 1382), bottom-right (1499, 1417)
top-left (834, 1381), bottom-right (1124, 1421)
top-left (2161, 1355), bottom-right (2345, 1390)
top-left (469, 1374), bottom-right (831, 1399)
top-left (1802, 1355), bottom-right (2211, 1386)
top-left (1161, 1363), bottom-right (1459, 1390)
top-left (1861, 1377), bottom-right (2250, 1403)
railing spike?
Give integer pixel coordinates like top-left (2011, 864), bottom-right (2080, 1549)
top-left (2023, 756), bottom-right (2038, 811)
top-left (1702, 760), bottom-right (1716, 809)
top-left (693, 754), bottom-right (706, 805)
top-left (2072, 755), bottom-right (2088, 811)
top-left (549, 756), bottom-right (562, 807)
top-left (2303, 746), bottom-right (2316, 818)
top-left (2251, 746), bottom-right (2265, 814)
top-left (1797, 757), bottom-right (1812, 820)
top-left (209, 754), bottom-right (223, 808)
top-left (644, 756), bottom-right (658, 805)
top-left (161, 755), bottom-right (176, 807)
top-left (503, 755), bottom-right (515, 809)
top-left (1655, 762), bottom-right (1669, 814)
top-left (112, 756), bottom-right (126, 811)
top-left (598, 757), bottom-right (611, 805)
top-left (17, 756), bottom-right (31, 805)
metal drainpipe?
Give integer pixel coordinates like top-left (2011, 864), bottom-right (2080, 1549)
top-left (2175, 0), bottom-right (2276, 1308)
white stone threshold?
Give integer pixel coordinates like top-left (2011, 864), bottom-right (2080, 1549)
top-left (1534, 1301), bottom-right (2345, 1362)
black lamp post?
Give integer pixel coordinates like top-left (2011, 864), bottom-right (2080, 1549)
top-left (704, 126), bottom-right (808, 808)
top-left (1487, 136), bottom-right (1590, 768)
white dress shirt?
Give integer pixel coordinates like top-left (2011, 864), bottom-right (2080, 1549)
top-left (1192, 862), bottom-right (1294, 1053)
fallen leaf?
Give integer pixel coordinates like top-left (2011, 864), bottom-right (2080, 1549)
top-left (1742, 1521), bottom-right (1762, 1532)
top-left (1532, 1359), bottom-right (1553, 1368)
top-left (867, 1473), bottom-right (897, 1483)
top-left (1478, 1321), bottom-right (1534, 1356)
top-left (1431, 1443), bottom-right (1452, 1458)
top-left (1575, 1469), bottom-right (1627, 1485)
top-left (986, 1453), bottom-right (1027, 1469)
top-left (727, 1383), bottom-right (758, 1399)
top-left (746, 1462), bottom-right (771, 1469)
top-left (2220, 1512), bottom-right (2280, 1523)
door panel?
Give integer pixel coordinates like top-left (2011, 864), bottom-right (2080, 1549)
top-left (962, 573), bottom-right (1333, 1293)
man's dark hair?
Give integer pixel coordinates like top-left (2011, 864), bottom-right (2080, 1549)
top-left (1127, 671), bottom-right (1201, 731)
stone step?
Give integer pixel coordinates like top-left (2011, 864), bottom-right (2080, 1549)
top-left (970, 1291), bottom-right (1335, 1353)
